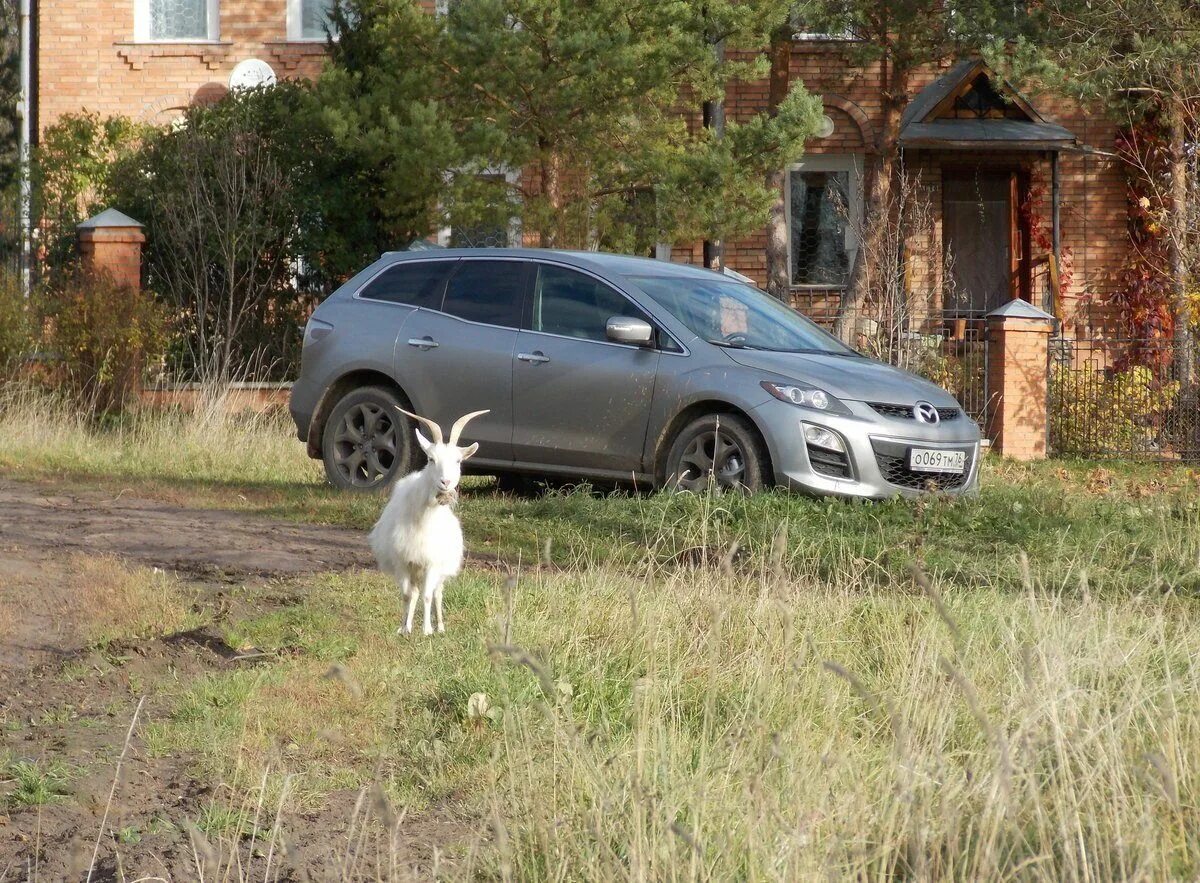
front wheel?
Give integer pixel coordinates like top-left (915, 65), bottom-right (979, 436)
top-left (664, 413), bottom-right (769, 494)
top-left (321, 386), bottom-right (417, 491)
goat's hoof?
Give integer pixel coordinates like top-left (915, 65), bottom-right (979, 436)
top-left (437, 625), bottom-right (446, 634)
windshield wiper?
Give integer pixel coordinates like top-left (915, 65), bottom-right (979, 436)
top-left (707, 339), bottom-right (767, 350)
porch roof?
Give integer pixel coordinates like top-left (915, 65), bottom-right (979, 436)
top-left (899, 59), bottom-right (1077, 152)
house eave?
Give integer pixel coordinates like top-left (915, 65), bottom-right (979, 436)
top-left (900, 138), bottom-right (1078, 152)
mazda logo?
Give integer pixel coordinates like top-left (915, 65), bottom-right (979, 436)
top-left (914, 401), bottom-right (940, 424)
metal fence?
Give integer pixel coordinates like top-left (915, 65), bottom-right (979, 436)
top-left (1049, 335), bottom-right (1200, 462)
top-left (792, 294), bottom-right (991, 429)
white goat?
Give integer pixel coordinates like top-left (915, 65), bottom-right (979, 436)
top-left (368, 408), bottom-right (487, 636)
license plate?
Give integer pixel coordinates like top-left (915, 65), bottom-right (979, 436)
top-left (908, 448), bottom-right (966, 474)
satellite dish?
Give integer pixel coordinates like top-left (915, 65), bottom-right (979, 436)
top-left (229, 59), bottom-right (277, 92)
top-left (816, 114), bottom-right (836, 138)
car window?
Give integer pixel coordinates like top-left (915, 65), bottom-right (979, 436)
top-left (358, 260), bottom-right (454, 309)
top-left (628, 274), bottom-right (857, 355)
top-left (532, 264), bottom-right (648, 343)
top-left (442, 260), bottom-right (527, 327)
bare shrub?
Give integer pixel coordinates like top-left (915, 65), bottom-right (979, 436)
top-left (131, 99), bottom-right (305, 384)
top-left (42, 267), bottom-right (168, 412)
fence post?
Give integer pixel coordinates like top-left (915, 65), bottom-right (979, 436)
top-left (985, 300), bottom-right (1056, 460)
top-left (76, 208), bottom-right (145, 291)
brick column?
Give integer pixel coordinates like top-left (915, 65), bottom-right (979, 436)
top-left (77, 208), bottom-right (145, 291)
top-left (985, 300), bottom-right (1056, 460)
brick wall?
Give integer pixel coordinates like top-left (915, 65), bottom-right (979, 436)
top-left (36, 0), bottom-right (334, 130)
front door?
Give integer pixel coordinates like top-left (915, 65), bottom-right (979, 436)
top-left (512, 263), bottom-right (661, 474)
top-left (943, 170), bottom-right (1025, 317)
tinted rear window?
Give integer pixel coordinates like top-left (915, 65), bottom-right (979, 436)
top-left (442, 260), bottom-right (527, 327)
top-left (359, 261), bottom-right (454, 308)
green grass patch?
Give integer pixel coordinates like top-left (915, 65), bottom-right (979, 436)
top-left (4, 758), bottom-right (75, 808)
top-left (2, 385), bottom-right (1198, 601)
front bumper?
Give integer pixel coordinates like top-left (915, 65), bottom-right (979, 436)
top-left (752, 399), bottom-right (982, 499)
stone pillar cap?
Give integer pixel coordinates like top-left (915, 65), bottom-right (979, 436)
top-left (77, 208), bottom-right (144, 230)
top-left (985, 299), bottom-right (1055, 322)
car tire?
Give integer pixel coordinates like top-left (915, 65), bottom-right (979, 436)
top-left (664, 413), bottom-right (770, 494)
top-left (321, 386), bottom-right (419, 491)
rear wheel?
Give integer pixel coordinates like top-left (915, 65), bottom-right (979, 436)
top-left (321, 386), bottom-right (418, 491)
top-left (664, 413), bottom-right (769, 493)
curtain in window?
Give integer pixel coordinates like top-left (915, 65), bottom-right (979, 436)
top-left (790, 170), bottom-right (850, 287)
top-left (301, 0), bottom-right (334, 39)
top-left (150, 0), bottom-right (208, 39)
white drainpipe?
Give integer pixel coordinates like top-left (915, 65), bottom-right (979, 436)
top-left (18, 0), bottom-right (32, 297)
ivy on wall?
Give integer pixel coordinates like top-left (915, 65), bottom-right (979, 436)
top-left (1110, 117), bottom-right (1175, 367)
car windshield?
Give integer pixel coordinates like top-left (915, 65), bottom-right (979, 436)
top-left (627, 275), bottom-right (858, 355)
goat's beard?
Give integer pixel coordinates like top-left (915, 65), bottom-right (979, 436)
top-left (436, 487), bottom-right (459, 506)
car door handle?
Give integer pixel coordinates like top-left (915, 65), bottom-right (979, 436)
top-left (407, 336), bottom-right (439, 349)
top-left (517, 351), bottom-right (550, 364)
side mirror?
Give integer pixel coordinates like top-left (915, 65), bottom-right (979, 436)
top-left (606, 316), bottom-right (654, 347)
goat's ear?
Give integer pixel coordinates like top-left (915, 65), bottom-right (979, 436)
top-left (458, 442), bottom-right (480, 461)
top-left (415, 428), bottom-right (435, 456)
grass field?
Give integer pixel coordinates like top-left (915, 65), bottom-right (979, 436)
top-left (3, 388), bottom-right (1200, 879)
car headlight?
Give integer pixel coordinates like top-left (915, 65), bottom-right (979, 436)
top-left (760, 380), bottom-right (850, 414)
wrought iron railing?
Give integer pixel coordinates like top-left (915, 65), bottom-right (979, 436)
top-left (1049, 335), bottom-right (1200, 462)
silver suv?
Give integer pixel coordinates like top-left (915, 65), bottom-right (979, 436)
top-left (290, 249), bottom-right (980, 498)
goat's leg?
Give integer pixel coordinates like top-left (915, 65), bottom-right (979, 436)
top-left (421, 571), bottom-right (438, 636)
top-left (401, 574), bottom-right (419, 635)
top-left (434, 578), bottom-right (446, 634)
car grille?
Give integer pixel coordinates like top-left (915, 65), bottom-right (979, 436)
top-left (868, 402), bottom-right (961, 422)
top-left (808, 443), bottom-right (852, 479)
top-left (870, 439), bottom-right (973, 491)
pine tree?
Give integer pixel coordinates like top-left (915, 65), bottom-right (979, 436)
top-left (317, 0), bottom-right (465, 248)
top-left (320, 0), bottom-right (823, 253)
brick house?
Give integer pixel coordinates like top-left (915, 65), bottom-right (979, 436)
top-left (30, 0), bottom-right (337, 133)
top-left (30, 7), bottom-right (1129, 337)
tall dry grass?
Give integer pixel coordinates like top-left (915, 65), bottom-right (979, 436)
top-left (483, 562), bottom-right (1200, 881)
top-left (137, 556), bottom-right (1200, 882)
top-left (0, 381), bottom-right (317, 486)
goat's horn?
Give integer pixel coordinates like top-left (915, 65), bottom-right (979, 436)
top-left (395, 406), bottom-right (443, 445)
top-left (448, 409), bottom-right (490, 445)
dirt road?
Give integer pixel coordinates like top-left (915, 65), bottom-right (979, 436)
top-left (0, 477), bottom-right (369, 578)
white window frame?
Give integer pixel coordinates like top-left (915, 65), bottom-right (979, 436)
top-left (785, 153), bottom-right (863, 289)
top-left (287, 0), bottom-right (336, 42)
top-left (437, 167), bottom-right (522, 248)
top-left (133, 0), bottom-right (219, 42)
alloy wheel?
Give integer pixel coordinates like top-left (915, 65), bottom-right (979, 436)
top-left (675, 427), bottom-right (747, 491)
top-left (332, 402), bottom-right (398, 487)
